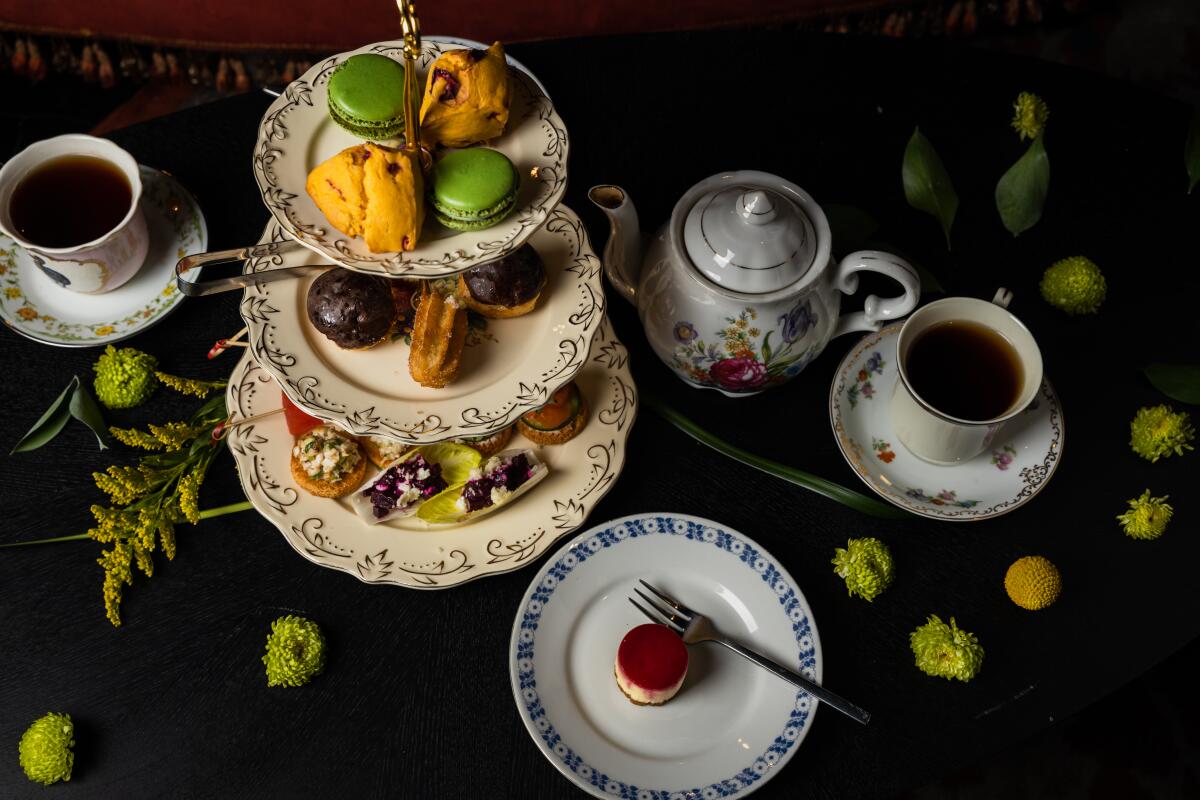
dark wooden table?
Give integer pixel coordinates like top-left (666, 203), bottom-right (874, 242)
top-left (1, 30), bottom-right (1197, 799)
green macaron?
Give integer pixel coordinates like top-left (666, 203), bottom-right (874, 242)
top-left (326, 54), bottom-right (407, 141)
top-left (429, 148), bottom-right (521, 231)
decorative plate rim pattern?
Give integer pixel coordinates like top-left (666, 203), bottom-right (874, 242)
top-left (240, 204), bottom-right (605, 443)
top-left (251, 36), bottom-right (568, 277)
top-left (509, 512), bottom-right (822, 800)
top-left (829, 324), bottom-right (1065, 521)
top-left (225, 315), bottom-right (635, 589)
top-left (0, 166), bottom-right (205, 348)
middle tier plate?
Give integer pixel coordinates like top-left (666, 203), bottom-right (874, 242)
top-left (241, 205), bottom-right (605, 444)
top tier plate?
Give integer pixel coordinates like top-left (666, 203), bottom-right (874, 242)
top-left (252, 36), bottom-right (568, 278)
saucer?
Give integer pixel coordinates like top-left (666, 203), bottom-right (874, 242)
top-left (830, 324), bottom-right (1063, 521)
top-left (510, 513), bottom-right (820, 799)
top-left (0, 166), bottom-right (206, 348)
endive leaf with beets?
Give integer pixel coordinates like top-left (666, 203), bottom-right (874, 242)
top-left (1144, 363), bottom-right (1200, 405)
top-left (902, 128), bottom-right (958, 249)
top-left (11, 376), bottom-right (78, 454)
top-left (645, 396), bottom-right (909, 519)
top-left (69, 381), bottom-right (109, 450)
top-left (1187, 108), bottom-right (1200, 194)
top-left (996, 134), bottom-right (1050, 236)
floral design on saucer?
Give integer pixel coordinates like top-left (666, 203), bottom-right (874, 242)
top-left (830, 324), bottom-right (1064, 521)
top-left (669, 299), bottom-right (821, 393)
top-left (0, 166), bottom-right (205, 347)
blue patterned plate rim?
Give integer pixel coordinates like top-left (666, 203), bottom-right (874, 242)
top-left (508, 512), bottom-right (823, 800)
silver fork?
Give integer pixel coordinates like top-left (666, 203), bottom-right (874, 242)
top-left (631, 580), bottom-right (871, 726)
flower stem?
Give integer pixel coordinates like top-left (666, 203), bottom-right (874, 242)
top-left (645, 395), bottom-right (909, 520)
top-left (0, 500), bottom-right (256, 548)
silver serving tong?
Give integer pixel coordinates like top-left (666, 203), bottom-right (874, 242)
top-left (175, 239), bottom-right (331, 296)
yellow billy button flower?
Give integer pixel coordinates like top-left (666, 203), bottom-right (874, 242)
top-left (1129, 405), bottom-right (1195, 462)
top-left (1117, 490), bottom-right (1174, 540)
top-left (1004, 556), bottom-right (1062, 610)
top-left (1039, 256), bottom-right (1106, 315)
top-left (910, 615), bottom-right (984, 682)
top-left (93, 345), bottom-right (158, 410)
top-left (831, 537), bottom-right (895, 601)
top-left (1011, 91), bottom-right (1049, 141)
top-left (264, 615), bottom-right (327, 687)
top-left (19, 712), bottom-right (74, 785)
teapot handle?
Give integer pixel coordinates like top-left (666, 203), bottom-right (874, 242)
top-left (830, 250), bottom-right (921, 338)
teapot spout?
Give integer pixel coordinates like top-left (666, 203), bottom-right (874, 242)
top-left (587, 185), bottom-right (642, 305)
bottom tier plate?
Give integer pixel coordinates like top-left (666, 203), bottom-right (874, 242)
top-left (225, 316), bottom-right (637, 588)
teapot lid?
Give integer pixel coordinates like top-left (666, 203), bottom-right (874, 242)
top-left (683, 185), bottom-right (817, 294)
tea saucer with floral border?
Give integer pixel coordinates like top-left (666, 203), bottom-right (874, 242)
top-left (829, 324), bottom-right (1064, 521)
top-left (0, 166), bottom-right (206, 348)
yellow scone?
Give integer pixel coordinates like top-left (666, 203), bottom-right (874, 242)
top-left (1004, 555), bottom-right (1062, 611)
top-left (305, 143), bottom-right (424, 252)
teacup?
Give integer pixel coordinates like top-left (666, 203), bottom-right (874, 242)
top-left (0, 134), bottom-right (148, 294)
top-left (890, 289), bottom-right (1043, 465)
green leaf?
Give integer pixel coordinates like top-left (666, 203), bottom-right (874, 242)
top-left (1187, 108), bottom-right (1200, 194)
top-left (644, 395), bottom-right (909, 519)
top-left (69, 381), bottom-right (109, 450)
top-left (1144, 363), bottom-right (1200, 405)
top-left (996, 134), bottom-right (1050, 236)
top-left (902, 128), bottom-right (959, 249)
top-left (11, 376), bottom-right (78, 454)
top-left (761, 331), bottom-right (773, 364)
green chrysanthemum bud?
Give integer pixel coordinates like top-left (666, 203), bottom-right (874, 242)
top-left (1011, 91), bottom-right (1049, 141)
top-left (1129, 405), bottom-right (1194, 462)
top-left (263, 615), bottom-right (326, 687)
top-left (18, 712), bottom-right (74, 785)
top-left (831, 537), bottom-right (894, 601)
top-left (1117, 490), bottom-right (1173, 540)
top-left (93, 345), bottom-right (159, 409)
top-left (910, 615), bottom-right (984, 682)
top-left (1039, 256), bottom-right (1106, 315)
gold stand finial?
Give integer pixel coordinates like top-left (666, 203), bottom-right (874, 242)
top-left (396, 0), bottom-right (431, 170)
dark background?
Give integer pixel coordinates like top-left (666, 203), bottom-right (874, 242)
top-left (2, 26), bottom-right (1199, 800)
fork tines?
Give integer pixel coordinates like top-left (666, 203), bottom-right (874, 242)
top-left (628, 595), bottom-right (684, 633)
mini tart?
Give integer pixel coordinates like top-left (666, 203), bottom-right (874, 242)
top-left (454, 425), bottom-right (513, 458)
top-left (517, 382), bottom-right (588, 445)
top-left (290, 425), bottom-right (368, 498)
top-left (362, 435), bottom-right (412, 469)
top-left (456, 244), bottom-right (546, 319)
top-left (615, 623), bottom-right (689, 706)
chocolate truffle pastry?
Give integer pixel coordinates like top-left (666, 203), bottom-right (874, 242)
top-left (306, 268), bottom-right (398, 350)
top-left (408, 284), bottom-right (468, 388)
top-left (456, 244), bottom-right (546, 318)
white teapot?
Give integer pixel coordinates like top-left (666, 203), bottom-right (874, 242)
top-left (588, 171), bottom-right (921, 395)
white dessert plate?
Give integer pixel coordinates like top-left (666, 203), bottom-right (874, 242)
top-left (252, 36), bottom-right (568, 277)
top-left (241, 204), bottom-right (604, 443)
top-left (830, 324), bottom-right (1064, 521)
top-left (225, 314), bottom-right (635, 589)
top-left (510, 513), bottom-right (821, 799)
top-left (0, 166), bottom-right (205, 347)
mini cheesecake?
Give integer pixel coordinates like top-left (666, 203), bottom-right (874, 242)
top-left (614, 624), bottom-right (689, 706)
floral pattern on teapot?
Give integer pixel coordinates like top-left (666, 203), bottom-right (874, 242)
top-left (669, 299), bottom-right (823, 393)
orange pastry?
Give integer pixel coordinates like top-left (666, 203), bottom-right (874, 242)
top-left (408, 284), bottom-right (468, 388)
top-left (419, 41), bottom-right (510, 148)
top-left (305, 142), bottom-right (424, 252)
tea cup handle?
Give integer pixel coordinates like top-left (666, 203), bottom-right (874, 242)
top-left (831, 250), bottom-right (921, 338)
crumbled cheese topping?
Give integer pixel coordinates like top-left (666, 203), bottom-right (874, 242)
top-left (293, 425), bottom-right (360, 481)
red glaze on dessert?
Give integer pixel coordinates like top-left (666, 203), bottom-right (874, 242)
top-left (615, 623), bottom-right (689, 705)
